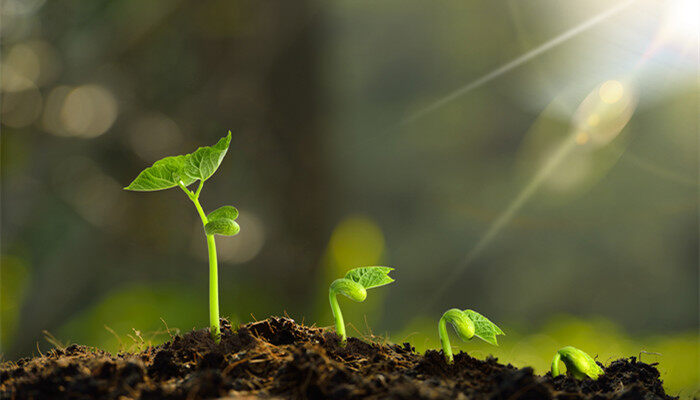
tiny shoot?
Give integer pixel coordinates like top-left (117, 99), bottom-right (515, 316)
top-left (125, 131), bottom-right (239, 343)
top-left (329, 266), bottom-right (395, 345)
top-left (438, 308), bottom-right (504, 364)
top-left (551, 346), bottom-right (604, 380)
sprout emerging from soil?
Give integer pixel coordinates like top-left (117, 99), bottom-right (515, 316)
top-left (438, 308), bottom-right (504, 364)
top-left (329, 266), bottom-right (395, 345)
top-left (125, 132), bottom-right (238, 343)
top-left (551, 346), bottom-right (604, 380)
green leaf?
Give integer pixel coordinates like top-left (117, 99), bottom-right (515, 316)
top-left (344, 266), bottom-right (394, 290)
top-left (207, 205), bottom-right (239, 221)
top-left (463, 309), bottom-right (504, 346)
top-left (124, 155), bottom-right (196, 191)
top-left (204, 218), bottom-right (240, 236)
top-left (182, 131), bottom-right (232, 182)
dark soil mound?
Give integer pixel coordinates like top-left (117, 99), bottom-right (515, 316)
top-left (0, 317), bottom-right (675, 399)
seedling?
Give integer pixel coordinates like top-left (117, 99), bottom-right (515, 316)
top-left (125, 132), bottom-right (239, 343)
top-left (328, 266), bottom-right (395, 345)
top-left (438, 308), bottom-right (504, 364)
top-left (551, 346), bottom-right (604, 380)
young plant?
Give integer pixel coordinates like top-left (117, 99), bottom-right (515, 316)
top-left (551, 346), bottom-right (604, 380)
top-left (124, 131), bottom-right (239, 343)
top-left (328, 266), bottom-right (395, 345)
top-left (438, 308), bottom-right (504, 364)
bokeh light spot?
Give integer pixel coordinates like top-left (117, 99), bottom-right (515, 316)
top-left (598, 80), bottom-right (624, 104)
top-left (574, 79), bottom-right (637, 147)
top-left (575, 132), bottom-right (589, 145)
top-left (329, 215), bottom-right (385, 269)
top-left (59, 84), bottom-right (118, 138)
top-left (210, 212), bottom-right (266, 264)
top-left (128, 113), bottom-right (183, 161)
top-left (586, 114), bottom-right (600, 127)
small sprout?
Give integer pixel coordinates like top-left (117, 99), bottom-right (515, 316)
top-left (551, 346), bottom-right (604, 380)
top-left (328, 266), bottom-right (395, 345)
top-left (125, 132), bottom-right (238, 343)
top-left (438, 308), bottom-right (504, 364)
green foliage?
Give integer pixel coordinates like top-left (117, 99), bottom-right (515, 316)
top-left (124, 131), bottom-right (237, 343)
top-left (205, 218), bottom-right (240, 236)
top-left (182, 133), bottom-right (232, 182)
top-left (441, 308), bottom-right (475, 342)
top-left (205, 205), bottom-right (240, 236)
top-left (329, 266), bottom-right (395, 344)
top-left (463, 309), bottom-right (505, 346)
top-left (124, 155), bottom-right (195, 191)
top-left (207, 205), bottom-right (239, 221)
top-left (551, 346), bottom-right (604, 380)
top-left (125, 131), bottom-right (231, 191)
top-left (438, 308), bottom-right (504, 363)
top-left (343, 266), bottom-right (394, 289)
top-left (331, 278), bottom-right (367, 302)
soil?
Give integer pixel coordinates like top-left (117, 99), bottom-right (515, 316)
top-left (1, 317), bottom-right (675, 399)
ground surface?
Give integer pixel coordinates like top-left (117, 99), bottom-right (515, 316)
top-left (1, 317), bottom-right (675, 399)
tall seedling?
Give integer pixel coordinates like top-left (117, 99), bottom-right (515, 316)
top-left (125, 132), bottom-right (239, 343)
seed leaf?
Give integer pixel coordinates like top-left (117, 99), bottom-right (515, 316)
top-left (344, 266), bottom-right (394, 290)
top-left (204, 218), bottom-right (240, 236)
top-left (182, 131), bottom-right (232, 182)
top-left (463, 309), bottom-right (504, 346)
top-left (443, 309), bottom-right (475, 342)
top-left (557, 346), bottom-right (604, 379)
top-left (207, 205), bottom-right (239, 221)
top-left (124, 155), bottom-right (196, 191)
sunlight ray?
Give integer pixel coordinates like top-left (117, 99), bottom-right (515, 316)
top-left (424, 136), bottom-right (578, 309)
top-left (399, 0), bottom-right (638, 127)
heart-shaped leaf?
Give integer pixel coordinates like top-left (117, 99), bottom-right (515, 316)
top-left (463, 309), bottom-right (504, 346)
top-left (207, 205), bottom-right (239, 222)
top-left (204, 218), bottom-right (240, 236)
top-left (344, 266), bottom-right (394, 290)
top-left (183, 132), bottom-right (232, 182)
top-left (125, 132), bottom-right (232, 192)
top-left (124, 155), bottom-right (196, 191)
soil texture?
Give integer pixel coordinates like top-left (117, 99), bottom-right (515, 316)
top-left (0, 317), bottom-right (675, 399)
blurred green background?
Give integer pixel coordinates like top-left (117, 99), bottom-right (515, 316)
top-left (1, 0), bottom-right (698, 397)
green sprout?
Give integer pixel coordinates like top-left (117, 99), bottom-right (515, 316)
top-left (551, 346), bottom-right (604, 380)
top-left (124, 131), bottom-right (239, 343)
top-left (329, 266), bottom-right (395, 345)
top-left (438, 308), bottom-right (504, 364)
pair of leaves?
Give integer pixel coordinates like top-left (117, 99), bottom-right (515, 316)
top-left (125, 132), bottom-right (232, 191)
top-left (343, 266), bottom-right (394, 290)
top-left (204, 205), bottom-right (240, 236)
top-left (450, 309), bottom-right (504, 346)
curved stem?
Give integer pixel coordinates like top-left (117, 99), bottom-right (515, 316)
top-left (329, 289), bottom-right (346, 345)
top-left (438, 315), bottom-right (453, 364)
top-left (551, 351), bottom-right (562, 377)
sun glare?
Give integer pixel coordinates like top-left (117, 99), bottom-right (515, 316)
top-left (661, 0), bottom-right (700, 46)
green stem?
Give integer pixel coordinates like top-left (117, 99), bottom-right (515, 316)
top-left (551, 351), bottom-right (562, 377)
top-left (205, 233), bottom-right (220, 342)
top-left (179, 181), bottom-right (220, 343)
top-left (328, 288), bottom-right (346, 345)
top-left (438, 315), bottom-right (453, 364)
